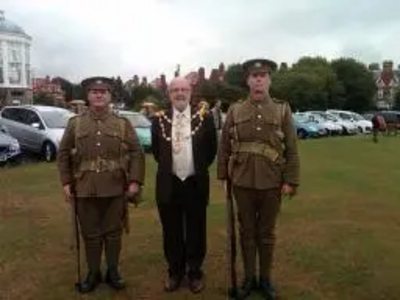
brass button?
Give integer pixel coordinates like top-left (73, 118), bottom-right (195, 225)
top-left (96, 142), bottom-right (101, 146)
top-left (257, 127), bottom-right (261, 131)
top-left (258, 105), bottom-right (262, 109)
top-left (257, 115), bottom-right (262, 119)
top-left (97, 131), bottom-right (101, 135)
top-left (96, 169), bottom-right (100, 173)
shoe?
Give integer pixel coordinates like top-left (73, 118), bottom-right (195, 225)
top-left (164, 275), bottom-right (183, 292)
top-left (105, 268), bottom-right (126, 290)
top-left (188, 276), bottom-right (204, 294)
top-left (76, 271), bottom-right (102, 294)
top-left (237, 276), bottom-right (258, 299)
top-left (259, 278), bottom-right (276, 300)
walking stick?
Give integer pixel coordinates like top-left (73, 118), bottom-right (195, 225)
top-left (226, 179), bottom-right (238, 299)
top-left (70, 194), bottom-right (82, 292)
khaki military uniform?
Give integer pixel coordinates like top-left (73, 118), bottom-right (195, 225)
top-left (57, 109), bottom-right (145, 275)
top-left (217, 96), bottom-right (300, 281)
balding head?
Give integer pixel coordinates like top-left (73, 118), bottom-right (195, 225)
top-left (168, 76), bottom-right (192, 112)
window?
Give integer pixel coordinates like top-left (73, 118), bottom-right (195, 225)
top-left (122, 114), bottom-right (151, 127)
top-left (8, 42), bottom-right (22, 85)
top-left (25, 46), bottom-right (31, 86)
top-left (1, 108), bottom-right (24, 123)
top-left (39, 109), bottom-right (73, 128)
top-left (24, 110), bottom-right (41, 125)
top-left (0, 46), bottom-right (3, 84)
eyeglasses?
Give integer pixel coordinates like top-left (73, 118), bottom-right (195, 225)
top-left (170, 87), bottom-right (190, 93)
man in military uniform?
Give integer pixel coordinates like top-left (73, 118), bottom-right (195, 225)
top-left (57, 77), bottom-right (145, 293)
top-left (217, 59), bottom-right (300, 299)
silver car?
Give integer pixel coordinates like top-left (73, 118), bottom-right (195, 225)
top-left (0, 105), bottom-right (74, 162)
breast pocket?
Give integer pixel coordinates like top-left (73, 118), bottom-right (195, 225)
top-left (265, 119), bottom-right (284, 141)
top-left (75, 130), bottom-right (91, 153)
top-left (233, 115), bottom-right (253, 139)
top-left (101, 129), bottom-right (123, 156)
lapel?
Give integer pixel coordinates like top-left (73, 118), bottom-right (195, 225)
top-left (165, 108), bottom-right (173, 139)
top-left (190, 106), bottom-right (200, 147)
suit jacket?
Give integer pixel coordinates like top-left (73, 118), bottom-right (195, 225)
top-left (151, 106), bottom-right (217, 205)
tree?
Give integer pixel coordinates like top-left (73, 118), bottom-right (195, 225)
top-left (33, 92), bottom-right (55, 106)
top-left (52, 77), bottom-right (74, 101)
top-left (368, 63), bottom-right (380, 71)
top-left (271, 56), bottom-right (343, 111)
top-left (127, 85), bottom-right (165, 110)
top-left (331, 58), bottom-right (376, 112)
top-left (224, 63), bottom-right (247, 90)
top-left (279, 62), bottom-right (288, 71)
top-left (393, 88), bottom-right (400, 110)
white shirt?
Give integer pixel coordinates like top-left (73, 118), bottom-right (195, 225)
top-left (171, 105), bottom-right (195, 181)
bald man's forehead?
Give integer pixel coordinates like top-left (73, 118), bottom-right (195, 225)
top-left (169, 77), bottom-right (191, 89)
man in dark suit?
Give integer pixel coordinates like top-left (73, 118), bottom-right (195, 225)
top-left (151, 77), bottom-right (217, 294)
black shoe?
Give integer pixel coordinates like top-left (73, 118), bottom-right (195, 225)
top-left (237, 276), bottom-right (258, 300)
top-left (105, 268), bottom-right (126, 290)
top-left (164, 275), bottom-right (183, 292)
top-left (76, 271), bottom-right (102, 294)
top-left (188, 272), bottom-right (205, 294)
top-left (259, 278), bottom-right (276, 300)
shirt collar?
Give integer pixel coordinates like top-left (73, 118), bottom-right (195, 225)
top-left (89, 107), bottom-right (111, 121)
top-left (173, 105), bottom-right (191, 118)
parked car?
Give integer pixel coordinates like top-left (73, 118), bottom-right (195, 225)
top-left (116, 110), bottom-right (152, 151)
top-left (0, 125), bottom-right (22, 165)
top-left (293, 114), bottom-right (326, 139)
top-left (296, 112), bottom-right (342, 135)
top-left (326, 110), bottom-right (372, 134)
top-left (0, 105), bottom-right (74, 162)
top-left (308, 111), bottom-right (358, 135)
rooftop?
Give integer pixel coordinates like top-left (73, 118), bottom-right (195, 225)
top-left (0, 10), bottom-right (30, 38)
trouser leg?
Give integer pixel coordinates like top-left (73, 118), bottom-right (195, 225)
top-left (256, 188), bottom-right (282, 281)
top-left (232, 186), bottom-right (258, 278)
top-left (185, 198), bottom-right (207, 280)
top-left (77, 198), bottom-right (103, 273)
top-left (157, 202), bottom-right (186, 278)
top-left (103, 196), bottom-right (125, 270)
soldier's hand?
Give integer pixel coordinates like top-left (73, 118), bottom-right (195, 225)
top-left (127, 182), bottom-right (140, 196)
top-left (281, 183), bottom-right (296, 198)
top-left (221, 180), bottom-right (227, 193)
top-left (63, 184), bottom-right (72, 203)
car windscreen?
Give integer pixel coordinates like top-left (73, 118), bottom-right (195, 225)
top-left (40, 109), bottom-right (74, 128)
top-left (122, 114), bottom-right (151, 128)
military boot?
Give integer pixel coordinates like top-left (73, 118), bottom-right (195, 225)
top-left (237, 276), bottom-right (258, 300)
top-left (77, 270), bottom-right (102, 293)
top-left (105, 236), bottom-right (125, 289)
top-left (258, 277), bottom-right (276, 300)
top-left (106, 267), bottom-right (126, 290)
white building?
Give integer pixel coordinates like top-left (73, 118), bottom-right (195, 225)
top-left (0, 10), bottom-right (32, 106)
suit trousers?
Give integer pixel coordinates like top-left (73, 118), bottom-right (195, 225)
top-left (157, 175), bottom-right (207, 280)
top-left (76, 196), bottom-right (125, 272)
top-left (232, 186), bottom-right (282, 280)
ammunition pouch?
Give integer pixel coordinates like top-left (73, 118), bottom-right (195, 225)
top-left (233, 142), bottom-right (283, 163)
top-left (78, 158), bottom-right (123, 173)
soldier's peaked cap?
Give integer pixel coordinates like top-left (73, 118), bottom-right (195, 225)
top-left (81, 76), bottom-right (114, 91)
top-left (242, 58), bottom-right (278, 76)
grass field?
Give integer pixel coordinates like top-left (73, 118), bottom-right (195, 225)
top-left (1, 137), bottom-right (400, 300)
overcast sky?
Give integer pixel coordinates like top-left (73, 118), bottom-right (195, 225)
top-left (2, 0), bottom-right (399, 83)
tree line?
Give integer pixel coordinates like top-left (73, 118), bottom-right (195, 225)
top-left (34, 56), bottom-right (400, 113)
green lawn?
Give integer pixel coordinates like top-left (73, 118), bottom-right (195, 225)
top-left (1, 136), bottom-right (400, 300)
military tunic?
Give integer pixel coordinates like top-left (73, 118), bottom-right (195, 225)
top-left (217, 97), bottom-right (299, 188)
top-left (217, 96), bottom-right (300, 281)
top-left (57, 109), bottom-right (145, 274)
top-left (58, 109), bottom-right (145, 197)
